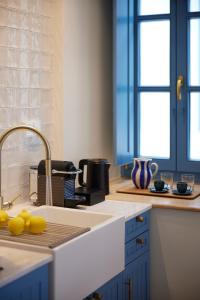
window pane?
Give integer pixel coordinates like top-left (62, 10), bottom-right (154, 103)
top-left (139, 21), bottom-right (170, 86)
top-left (190, 93), bottom-right (200, 160)
top-left (189, 19), bottom-right (200, 86)
top-left (139, 0), bottom-right (170, 15)
top-left (139, 92), bottom-right (170, 158)
top-left (189, 0), bottom-right (200, 12)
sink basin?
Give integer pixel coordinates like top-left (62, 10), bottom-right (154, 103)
top-left (31, 205), bottom-right (125, 300)
top-left (31, 205), bottom-right (113, 228)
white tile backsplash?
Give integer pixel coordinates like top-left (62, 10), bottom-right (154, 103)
top-left (0, 1), bottom-right (54, 202)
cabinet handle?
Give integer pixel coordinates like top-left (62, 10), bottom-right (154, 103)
top-left (136, 238), bottom-right (145, 245)
top-left (125, 278), bottom-right (133, 300)
top-left (136, 215), bottom-right (144, 222)
top-left (92, 292), bottom-right (102, 300)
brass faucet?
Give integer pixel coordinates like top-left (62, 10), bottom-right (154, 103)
top-left (0, 125), bottom-right (53, 210)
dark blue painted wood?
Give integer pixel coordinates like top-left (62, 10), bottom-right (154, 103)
top-left (134, 0), bottom-right (177, 171)
top-left (114, 0), bottom-right (134, 165)
top-left (177, 1), bottom-right (200, 172)
top-left (115, 0), bottom-right (200, 173)
top-left (123, 252), bottom-right (149, 300)
top-left (0, 265), bottom-right (49, 300)
top-left (114, 0), bottom-right (178, 170)
top-left (169, 0), bottom-right (177, 171)
top-left (94, 273), bottom-right (123, 300)
top-left (125, 231), bottom-right (149, 265)
top-left (125, 211), bottom-right (150, 243)
top-left (136, 13), bottom-right (171, 21)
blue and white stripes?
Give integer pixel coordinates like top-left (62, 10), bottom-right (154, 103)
top-left (131, 158), bottom-right (158, 189)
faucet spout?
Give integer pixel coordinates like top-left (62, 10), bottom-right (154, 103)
top-left (0, 125), bottom-right (53, 210)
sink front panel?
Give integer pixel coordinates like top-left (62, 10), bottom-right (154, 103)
top-left (53, 216), bottom-right (124, 300)
top-left (32, 205), bottom-right (125, 300)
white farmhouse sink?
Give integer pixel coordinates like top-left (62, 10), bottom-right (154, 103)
top-left (32, 205), bottom-right (125, 300)
top-left (32, 205), bottom-right (113, 228)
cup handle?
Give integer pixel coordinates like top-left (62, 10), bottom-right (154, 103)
top-left (151, 163), bottom-right (158, 177)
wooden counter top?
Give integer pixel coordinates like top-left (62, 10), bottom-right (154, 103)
top-left (106, 178), bottom-right (200, 212)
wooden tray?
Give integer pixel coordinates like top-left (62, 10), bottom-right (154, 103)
top-left (0, 222), bottom-right (90, 249)
top-left (117, 185), bottom-right (200, 200)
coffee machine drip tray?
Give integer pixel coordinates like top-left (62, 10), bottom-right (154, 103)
top-left (75, 187), bottom-right (105, 206)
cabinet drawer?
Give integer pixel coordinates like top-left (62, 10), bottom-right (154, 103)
top-left (125, 231), bottom-right (149, 265)
top-left (125, 211), bottom-right (149, 243)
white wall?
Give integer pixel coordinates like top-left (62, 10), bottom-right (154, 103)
top-left (0, 0), bottom-right (119, 203)
top-left (63, 0), bottom-right (119, 177)
top-left (150, 208), bottom-right (200, 300)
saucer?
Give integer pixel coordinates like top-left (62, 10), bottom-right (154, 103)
top-left (172, 189), bottom-right (192, 196)
top-left (150, 187), bottom-right (169, 193)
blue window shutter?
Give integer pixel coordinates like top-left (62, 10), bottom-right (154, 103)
top-left (113, 0), bottom-right (134, 165)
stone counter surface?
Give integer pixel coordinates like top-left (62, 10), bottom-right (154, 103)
top-left (0, 241), bottom-right (52, 288)
top-left (79, 199), bottom-right (151, 221)
top-left (107, 178), bottom-right (200, 212)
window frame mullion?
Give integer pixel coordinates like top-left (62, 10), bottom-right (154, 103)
top-left (134, 0), bottom-right (176, 171)
top-left (176, 0), bottom-right (200, 172)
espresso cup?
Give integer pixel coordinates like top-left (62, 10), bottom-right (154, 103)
top-left (177, 181), bottom-right (187, 194)
top-left (154, 180), bottom-right (165, 191)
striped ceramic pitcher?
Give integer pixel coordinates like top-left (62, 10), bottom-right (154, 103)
top-left (131, 158), bottom-right (158, 189)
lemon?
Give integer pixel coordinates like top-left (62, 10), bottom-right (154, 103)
top-left (8, 217), bottom-right (25, 236)
top-left (28, 216), bottom-right (46, 234)
top-left (0, 210), bottom-right (9, 228)
top-left (18, 209), bottom-right (32, 230)
top-left (18, 209), bottom-right (31, 221)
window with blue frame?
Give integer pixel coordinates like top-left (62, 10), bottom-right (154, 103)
top-left (114, 0), bottom-right (200, 173)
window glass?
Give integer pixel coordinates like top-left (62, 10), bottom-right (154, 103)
top-left (190, 93), bottom-right (200, 160)
top-left (138, 0), bottom-right (170, 15)
top-left (189, 0), bottom-right (200, 12)
top-left (139, 20), bottom-right (170, 86)
top-left (139, 92), bottom-right (170, 158)
top-left (189, 19), bottom-right (200, 86)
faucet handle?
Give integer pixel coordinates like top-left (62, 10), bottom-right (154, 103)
top-left (1, 194), bottom-right (21, 210)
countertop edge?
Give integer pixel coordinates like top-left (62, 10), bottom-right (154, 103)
top-left (0, 243), bottom-right (53, 289)
top-left (121, 204), bottom-right (152, 221)
top-left (107, 179), bottom-right (200, 213)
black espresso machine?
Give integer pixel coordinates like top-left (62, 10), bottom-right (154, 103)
top-left (75, 158), bottom-right (110, 205)
top-left (37, 159), bottom-right (110, 208)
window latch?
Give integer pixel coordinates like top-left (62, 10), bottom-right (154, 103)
top-left (177, 75), bottom-right (184, 101)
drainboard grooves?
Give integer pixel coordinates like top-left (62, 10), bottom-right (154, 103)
top-left (0, 222), bottom-right (90, 248)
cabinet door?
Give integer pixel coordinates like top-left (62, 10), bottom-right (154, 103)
top-left (0, 265), bottom-right (49, 300)
top-left (85, 272), bottom-right (123, 300)
top-left (123, 253), bottom-right (149, 300)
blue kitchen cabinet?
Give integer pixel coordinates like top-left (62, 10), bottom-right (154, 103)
top-left (85, 211), bottom-right (150, 300)
top-left (123, 253), bottom-right (149, 300)
top-left (123, 211), bottom-right (150, 300)
top-left (86, 272), bottom-right (123, 300)
top-left (0, 264), bottom-right (49, 300)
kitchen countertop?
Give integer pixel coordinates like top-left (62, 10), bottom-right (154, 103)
top-left (79, 200), bottom-right (151, 221)
top-left (0, 240), bottom-right (52, 288)
top-left (107, 178), bottom-right (200, 212)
